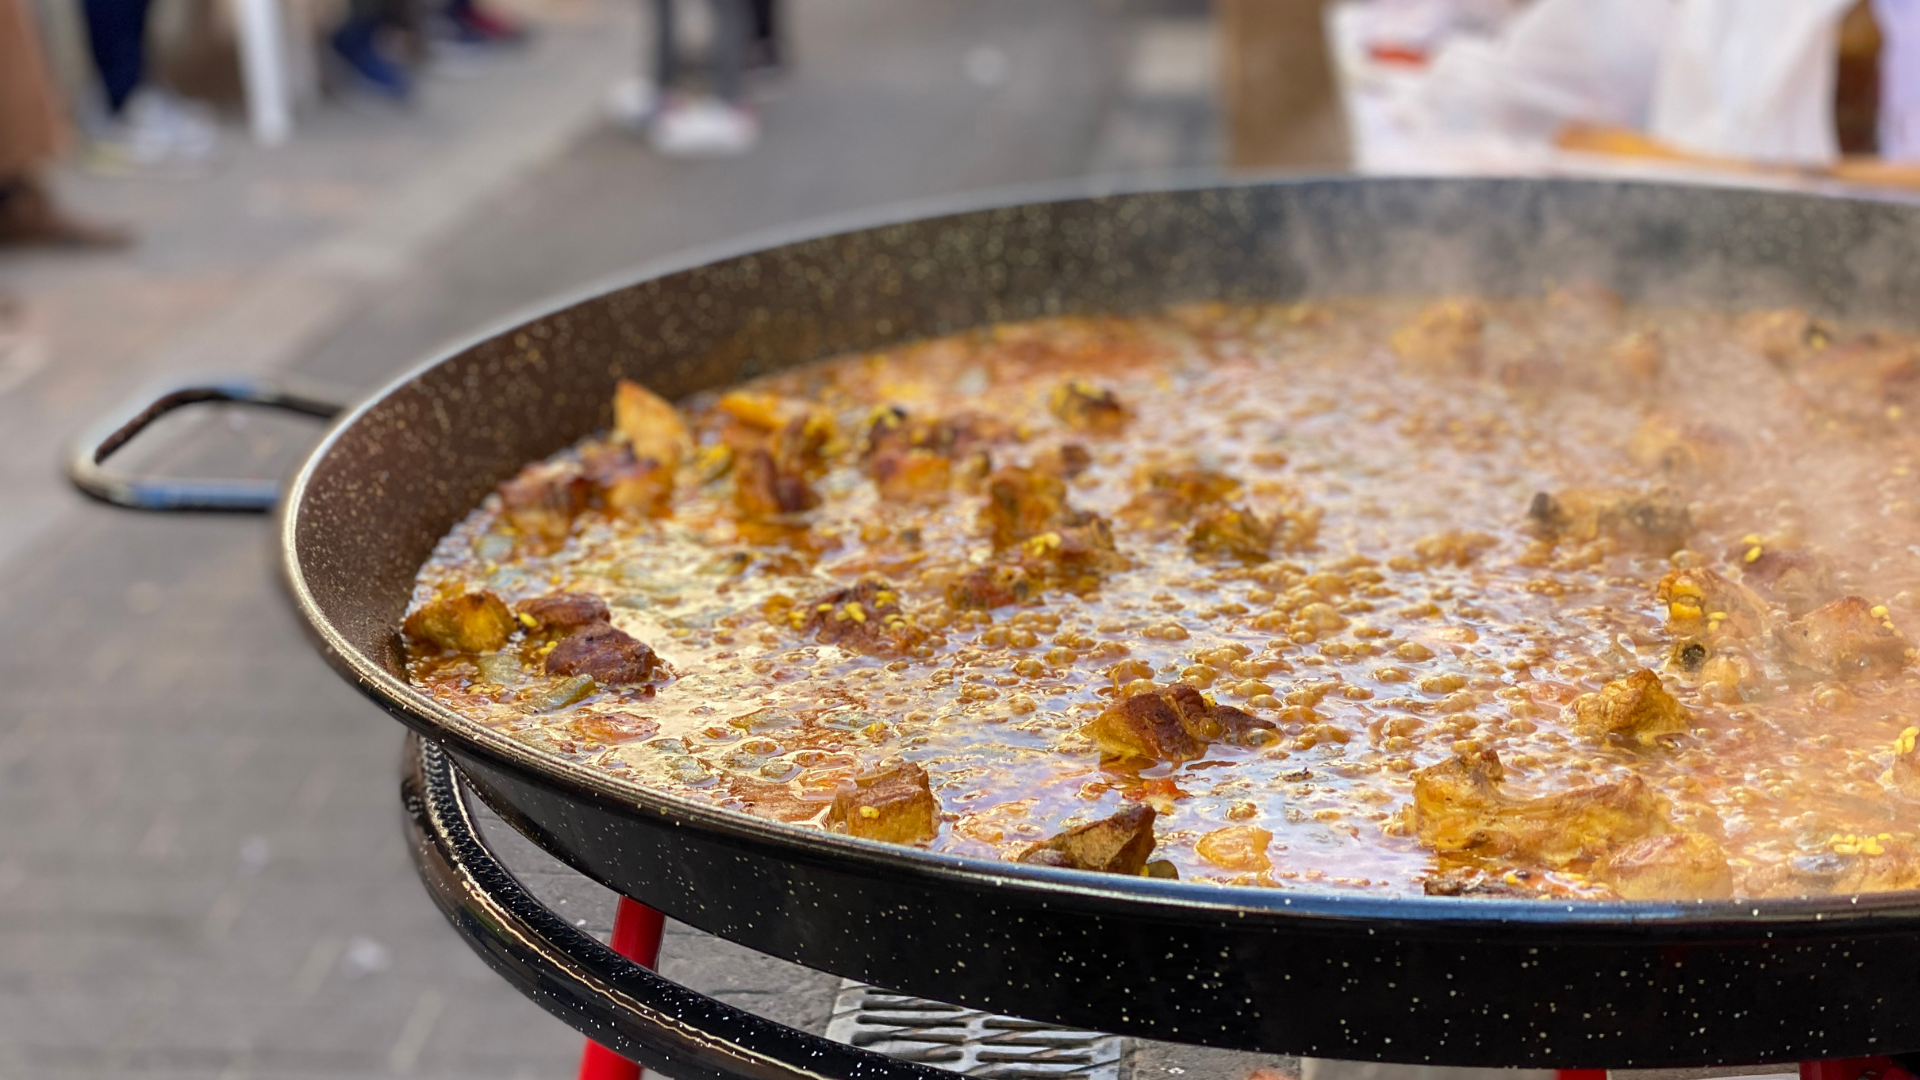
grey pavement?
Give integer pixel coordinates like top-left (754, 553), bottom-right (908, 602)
top-left (0, 2), bottom-right (1245, 1078)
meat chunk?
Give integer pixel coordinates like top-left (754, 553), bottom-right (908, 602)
top-left (828, 763), bottom-right (938, 845)
top-left (1412, 530), bottom-right (1497, 568)
top-left (944, 562), bottom-right (1040, 611)
top-left (1407, 749), bottom-right (1668, 869)
top-left (1187, 505), bottom-right (1276, 562)
top-left (613, 379), bottom-right (691, 472)
top-left (981, 466), bottom-right (1090, 549)
top-left (1608, 330), bottom-right (1664, 385)
top-left (1015, 804), bottom-right (1156, 874)
top-left (1595, 832), bottom-right (1733, 900)
top-left (1390, 299), bottom-right (1485, 374)
top-left (1048, 378), bottom-right (1128, 434)
top-left (1195, 825), bottom-right (1274, 872)
top-left (1777, 596), bottom-right (1910, 679)
top-left (1570, 669), bottom-right (1691, 746)
top-left (1421, 867), bottom-right (1548, 898)
top-left (1627, 415), bottom-right (1733, 479)
top-left (583, 445), bottom-right (674, 517)
top-left (796, 579), bottom-right (928, 657)
top-left (1081, 685), bottom-right (1275, 764)
top-left (870, 449), bottom-right (952, 504)
top-left (1739, 307), bottom-right (1828, 366)
top-left (864, 406), bottom-right (1013, 461)
top-left (546, 623), bottom-right (665, 685)
top-left (404, 591), bottom-right (515, 653)
top-left (514, 592), bottom-right (610, 634)
top-left (1527, 486), bottom-right (1691, 553)
top-left (946, 515), bottom-right (1125, 611)
top-left (498, 462), bottom-right (593, 542)
top-left (733, 447), bottom-right (819, 519)
top-left (1889, 725), bottom-right (1920, 797)
top-left (1118, 466), bottom-right (1240, 528)
top-left (1738, 545), bottom-right (1839, 617)
top-left (1746, 843), bottom-right (1920, 897)
top-left (1655, 567), bottom-right (1771, 639)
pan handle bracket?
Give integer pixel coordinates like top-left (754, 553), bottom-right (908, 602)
top-left (66, 377), bottom-right (347, 513)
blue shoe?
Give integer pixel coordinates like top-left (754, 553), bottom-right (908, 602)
top-left (331, 22), bottom-right (413, 99)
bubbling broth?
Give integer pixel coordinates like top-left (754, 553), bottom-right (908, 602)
top-left (403, 294), bottom-right (1920, 900)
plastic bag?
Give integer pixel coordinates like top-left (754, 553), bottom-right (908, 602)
top-left (1648, 0), bottom-right (1858, 166)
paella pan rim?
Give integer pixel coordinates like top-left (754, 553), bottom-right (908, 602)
top-left (279, 172), bottom-right (1920, 939)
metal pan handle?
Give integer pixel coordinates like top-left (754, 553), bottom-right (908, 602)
top-left (403, 735), bottom-right (951, 1080)
top-left (67, 377), bottom-right (347, 512)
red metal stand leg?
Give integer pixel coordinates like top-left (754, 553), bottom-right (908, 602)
top-left (577, 897), bottom-right (668, 1080)
top-left (1801, 1058), bottom-right (1914, 1080)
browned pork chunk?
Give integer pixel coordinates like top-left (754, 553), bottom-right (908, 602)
top-left (1595, 832), bottom-right (1733, 899)
top-left (1187, 505), bottom-right (1277, 562)
top-left (1738, 546), bottom-right (1839, 617)
top-left (405, 591), bottom-right (516, 653)
top-left (1627, 414), bottom-right (1733, 479)
top-left (870, 450), bottom-right (952, 504)
top-left (862, 407), bottom-right (1014, 503)
top-left (797, 579), bottom-right (927, 657)
top-left (1655, 567), bottom-right (1770, 640)
top-left (498, 462), bottom-right (593, 541)
top-left (1390, 299), bottom-right (1485, 374)
top-left (546, 623), bottom-right (664, 685)
top-left (1081, 684), bottom-right (1275, 764)
top-left (1569, 668), bottom-right (1691, 746)
top-left (1118, 465), bottom-right (1240, 528)
top-left (1527, 486), bottom-right (1691, 553)
top-left (1776, 596), bottom-right (1910, 679)
top-left (1049, 378), bottom-right (1128, 434)
top-left (982, 466), bottom-right (1089, 548)
top-left (1016, 804), bottom-right (1157, 875)
top-left (733, 446), bottom-right (819, 518)
top-left (514, 592), bottom-right (611, 634)
top-left (583, 445), bottom-right (674, 518)
top-left (828, 763), bottom-right (938, 844)
top-left (1408, 749), bottom-right (1667, 869)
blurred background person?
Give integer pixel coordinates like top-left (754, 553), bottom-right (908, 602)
top-left (0, 0), bottom-right (127, 245)
top-left (606, 0), bottom-right (764, 156)
top-left (80, 0), bottom-right (219, 170)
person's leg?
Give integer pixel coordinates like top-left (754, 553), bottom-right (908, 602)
top-left (708, 0), bottom-right (745, 103)
top-left (1, 0), bottom-right (127, 245)
top-left (332, 0), bottom-right (411, 97)
top-left (82, 0), bottom-right (154, 114)
top-left (654, 0), bottom-right (679, 95)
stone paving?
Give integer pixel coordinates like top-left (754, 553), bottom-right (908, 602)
top-left (0, 2), bottom-right (1235, 1077)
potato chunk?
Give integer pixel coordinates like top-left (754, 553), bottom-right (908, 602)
top-left (613, 379), bottom-right (691, 472)
top-left (1777, 596), bottom-right (1910, 679)
top-left (829, 763), bottom-right (938, 845)
top-left (1408, 749), bottom-right (1667, 869)
top-left (1196, 825), bottom-right (1273, 872)
top-left (1570, 669), bottom-right (1690, 746)
top-left (1527, 486), bottom-right (1691, 553)
top-left (1048, 378), bottom-right (1128, 434)
top-left (1015, 804), bottom-right (1156, 874)
top-left (404, 591), bottom-right (515, 653)
top-left (1081, 685), bottom-right (1275, 764)
top-left (1596, 832), bottom-right (1733, 899)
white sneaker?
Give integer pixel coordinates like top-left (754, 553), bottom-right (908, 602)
top-left (86, 89), bottom-right (219, 174)
top-left (604, 77), bottom-right (660, 131)
top-left (649, 96), bottom-right (758, 157)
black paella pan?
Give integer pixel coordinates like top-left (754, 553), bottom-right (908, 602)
top-left (71, 177), bottom-right (1920, 1069)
